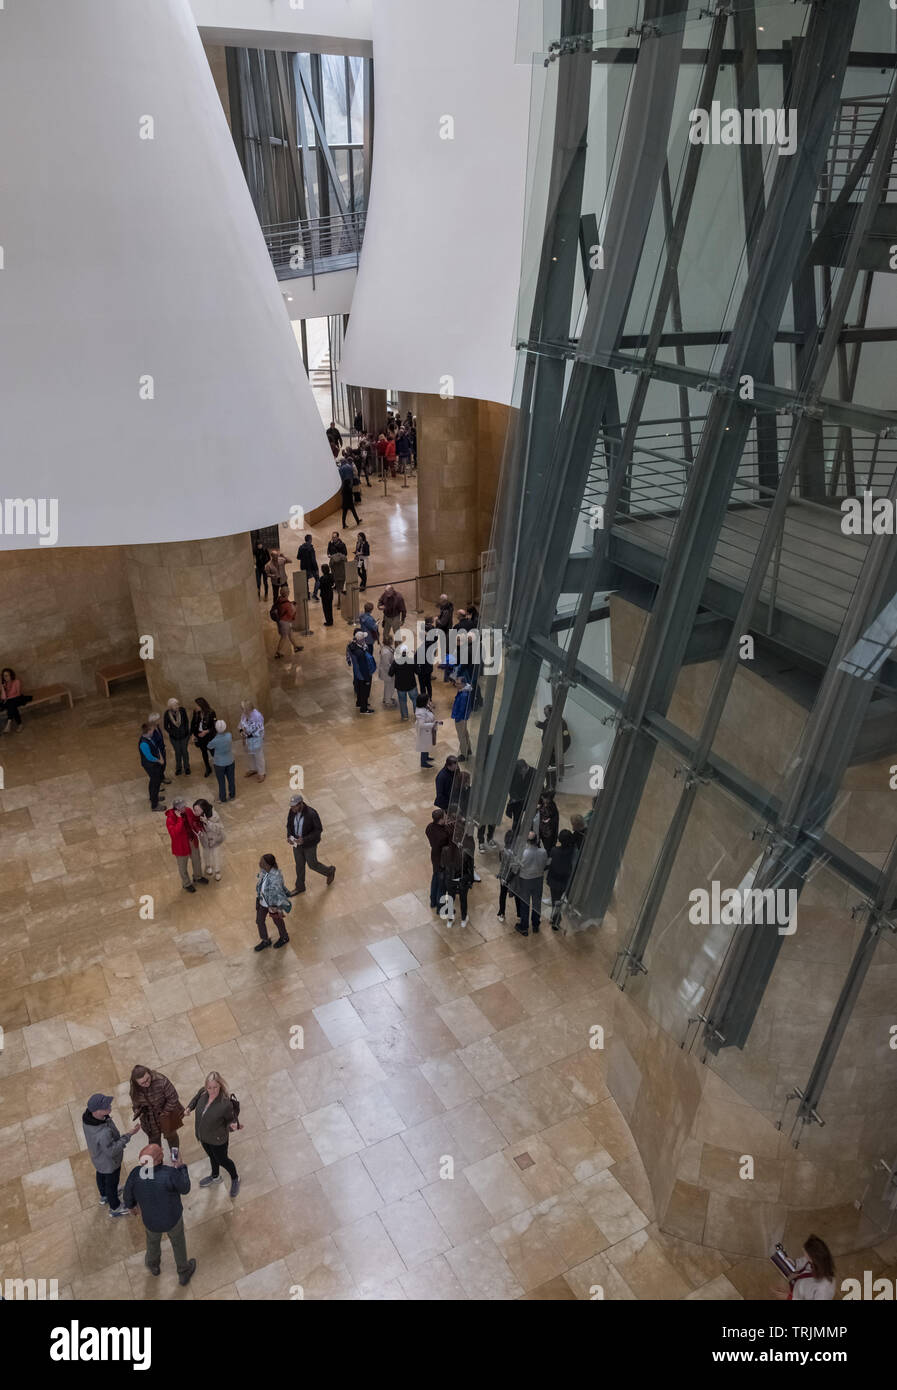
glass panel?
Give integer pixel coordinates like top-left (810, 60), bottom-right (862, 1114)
top-left (320, 53), bottom-right (349, 145)
top-left (347, 56), bottom-right (364, 145)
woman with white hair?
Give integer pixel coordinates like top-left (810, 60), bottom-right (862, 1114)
top-left (239, 701), bottom-right (266, 783)
top-left (206, 719), bottom-right (236, 803)
top-left (147, 713), bottom-right (172, 786)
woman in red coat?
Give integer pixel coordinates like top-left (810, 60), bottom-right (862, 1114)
top-left (384, 435), bottom-right (397, 477)
top-left (165, 798), bottom-right (207, 893)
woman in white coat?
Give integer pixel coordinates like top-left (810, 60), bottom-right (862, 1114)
top-left (415, 694), bottom-right (441, 769)
top-left (239, 700), bottom-right (266, 783)
top-left (193, 799), bottom-right (226, 880)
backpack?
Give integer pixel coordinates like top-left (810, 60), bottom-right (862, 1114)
top-left (269, 603), bottom-right (280, 621)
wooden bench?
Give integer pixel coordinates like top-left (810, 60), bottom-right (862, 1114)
top-left (96, 661), bottom-right (148, 698)
top-left (27, 684), bottom-right (74, 712)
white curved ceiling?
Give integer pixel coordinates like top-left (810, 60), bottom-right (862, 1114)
top-left (0, 0), bottom-right (333, 550)
top-left (340, 0), bottom-right (533, 407)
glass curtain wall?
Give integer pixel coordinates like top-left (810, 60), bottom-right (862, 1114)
top-left (226, 47), bottom-right (372, 273)
top-left (462, 0), bottom-right (897, 1208)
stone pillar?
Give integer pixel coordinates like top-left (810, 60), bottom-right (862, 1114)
top-left (416, 393), bottom-right (480, 606)
top-left (125, 532), bottom-right (271, 720)
top-left (358, 386), bottom-right (386, 436)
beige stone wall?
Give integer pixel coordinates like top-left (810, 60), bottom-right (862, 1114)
top-left (415, 393), bottom-right (509, 605)
top-left (124, 533), bottom-right (271, 721)
top-left (0, 546), bottom-right (137, 699)
top-left (599, 594), bottom-right (896, 1257)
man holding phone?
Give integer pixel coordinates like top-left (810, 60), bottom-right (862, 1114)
top-left (122, 1143), bottom-right (196, 1286)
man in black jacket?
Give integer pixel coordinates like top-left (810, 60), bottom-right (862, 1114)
top-left (434, 755), bottom-right (458, 811)
top-left (286, 794), bottom-right (336, 895)
top-left (122, 1143), bottom-right (195, 1285)
top-left (297, 534), bottom-right (320, 600)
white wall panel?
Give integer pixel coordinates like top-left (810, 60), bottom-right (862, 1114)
top-left (0, 0), bottom-right (334, 550)
top-left (191, 0), bottom-right (372, 53)
top-left (340, 0), bottom-right (533, 407)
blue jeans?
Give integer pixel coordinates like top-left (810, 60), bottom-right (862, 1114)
top-left (397, 690), bottom-right (409, 720)
top-left (429, 869), bottom-right (444, 909)
top-left (215, 762), bottom-right (236, 801)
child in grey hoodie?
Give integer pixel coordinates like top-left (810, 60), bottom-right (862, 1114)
top-left (82, 1092), bottom-right (141, 1216)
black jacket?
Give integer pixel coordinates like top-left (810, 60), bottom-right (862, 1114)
top-left (327, 539), bottom-right (348, 557)
top-left (164, 706), bottom-right (189, 740)
top-left (190, 709), bottom-right (217, 741)
top-left (297, 542), bottom-right (318, 575)
top-left (434, 764), bottom-right (455, 811)
top-left (123, 1163), bottom-right (190, 1233)
top-left (286, 803), bottom-right (323, 847)
top-left (392, 653), bottom-right (419, 692)
top-left (436, 601), bottom-right (454, 632)
top-left (547, 843), bottom-right (577, 890)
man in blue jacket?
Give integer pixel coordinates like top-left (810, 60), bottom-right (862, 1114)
top-left (451, 678), bottom-right (474, 759)
top-left (123, 1143), bottom-right (196, 1285)
top-left (346, 630), bottom-right (376, 714)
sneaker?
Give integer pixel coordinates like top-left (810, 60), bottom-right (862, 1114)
top-left (460, 917), bottom-right (469, 928)
top-left (496, 913), bottom-right (505, 922)
top-left (229, 1178), bottom-right (241, 1198)
top-left (254, 939), bottom-right (272, 952)
top-left (184, 884), bottom-right (197, 893)
top-left (485, 839), bottom-right (499, 851)
top-left (199, 1175), bottom-right (222, 1188)
top-left (108, 1206), bottom-right (130, 1218)
top-left (178, 1259), bottom-right (197, 1287)
top-left (215, 873), bottom-right (221, 881)
top-left (473, 872), bottom-right (482, 883)
top-left (273, 936), bottom-right (290, 949)
top-left (196, 876), bottom-right (209, 885)
top-left (99, 1196), bottom-right (108, 1205)
top-left (326, 867), bottom-right (336, 886)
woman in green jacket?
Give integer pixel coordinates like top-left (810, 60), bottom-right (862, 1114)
top-left (185, 1071), bottom-right (240, 1197)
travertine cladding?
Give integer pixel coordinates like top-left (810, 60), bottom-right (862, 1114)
top-left (599, 594), bottom-right (896, 1257)
top-left (124, 532), bottom-right (271, 721)
top-left (0, 545), bottom-right (137, 698)
top-left (416, 392), bottom-right (508, 605)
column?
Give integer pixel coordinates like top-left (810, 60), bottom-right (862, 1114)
top-left (416, 393), bottom-right (480, 606)
top-left (125, 532), bottom-right (271, 720)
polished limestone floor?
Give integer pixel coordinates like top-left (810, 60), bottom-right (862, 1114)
top-left (1, 480), bottom-right (765, 1302)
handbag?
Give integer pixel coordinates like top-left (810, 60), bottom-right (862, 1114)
top-left (353, 488), bottom-right (362, 503)
top-left (159, 1104), bottom-right (185, 1136)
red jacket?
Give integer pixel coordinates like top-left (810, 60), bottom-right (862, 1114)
top-left (385, 439), bottom-right (397, 462)
top-left (166, 807), bottom-right (202, 856)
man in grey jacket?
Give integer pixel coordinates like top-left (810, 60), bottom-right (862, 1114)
top-left (81, 1092), bottom-right (141, 1217)
top-left (513, 832), bottom-right (549, 937)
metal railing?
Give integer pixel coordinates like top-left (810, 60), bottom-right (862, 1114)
top-left (262, 211), bottom-right (366, 284)
top-left (342, 569), bottom-right (482, 625)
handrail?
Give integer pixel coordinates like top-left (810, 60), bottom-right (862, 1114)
top-left (262, 210), bottom-right (366, 285)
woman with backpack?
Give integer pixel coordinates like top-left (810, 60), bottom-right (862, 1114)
top-left (185, 1071), bottom-right (241, 1197)
top-left (254, 853), bottom-right (292, 951)
top-left (392, 640), bottom-right (418, 720)
top-left (439, 837), bottom-right (473, 928)
top-left (271, 585), bottom-right (303, 659)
